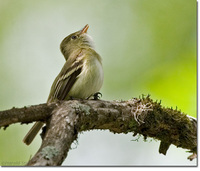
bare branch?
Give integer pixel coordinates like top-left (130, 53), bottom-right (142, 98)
top-left (0, 103), bottom-right (56, 128)
top-left (0, 96), bottom-right (197, 166)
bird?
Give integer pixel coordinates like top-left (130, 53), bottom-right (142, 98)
top-left (23, 24), bottom-right (104, 145)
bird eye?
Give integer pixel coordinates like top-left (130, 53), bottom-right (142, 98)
top-left (71, 35), bottom-right (77, 39)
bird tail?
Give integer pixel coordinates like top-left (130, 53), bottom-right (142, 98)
top-left (23, 122), bottom-right (44, 145)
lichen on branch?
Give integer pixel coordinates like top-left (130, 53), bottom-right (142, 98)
top-left (0, 96), bottom-right (197, 166)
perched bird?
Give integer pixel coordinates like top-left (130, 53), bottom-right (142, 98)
top-left (23, 24), bottom-right (104, 145)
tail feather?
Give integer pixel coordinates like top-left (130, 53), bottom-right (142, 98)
top-left (23, 122), bottom-right (44, 145)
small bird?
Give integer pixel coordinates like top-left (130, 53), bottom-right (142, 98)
top-left (23, 24), bottom-right (104, 145)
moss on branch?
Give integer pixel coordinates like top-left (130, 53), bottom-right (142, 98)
top-left (0, 96), bottom-right (197, 166)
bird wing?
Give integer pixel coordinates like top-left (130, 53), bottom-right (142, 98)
top-left (47, 51), bottom-right (84, 102)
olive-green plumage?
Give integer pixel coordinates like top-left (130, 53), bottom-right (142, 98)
top-left (23, 24), bottom-right (103, 145)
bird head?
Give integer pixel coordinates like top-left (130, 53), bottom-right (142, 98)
top-left (60, 24), bottom-right (94, 59)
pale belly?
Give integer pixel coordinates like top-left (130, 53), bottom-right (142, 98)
top-left (67, 58), bottom-right (103, 99)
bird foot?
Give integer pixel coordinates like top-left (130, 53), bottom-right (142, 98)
top-left (87, 92), bottom-right (102, 100)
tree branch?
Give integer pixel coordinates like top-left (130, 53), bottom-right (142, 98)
top-left (0, 96), bottom-right (197, 166)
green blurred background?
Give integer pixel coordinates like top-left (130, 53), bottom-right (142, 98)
top-left (0, 0), bottom-right (196, 166)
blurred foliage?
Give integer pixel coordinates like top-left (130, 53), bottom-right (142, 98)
top-left (0, 0), bottom-right (196, 166)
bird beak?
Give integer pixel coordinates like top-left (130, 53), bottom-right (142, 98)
top-left (80, 24), bottom-right (89, 34)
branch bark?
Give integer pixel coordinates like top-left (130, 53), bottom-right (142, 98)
top-left (0, 96), bottom-right (197, 166)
